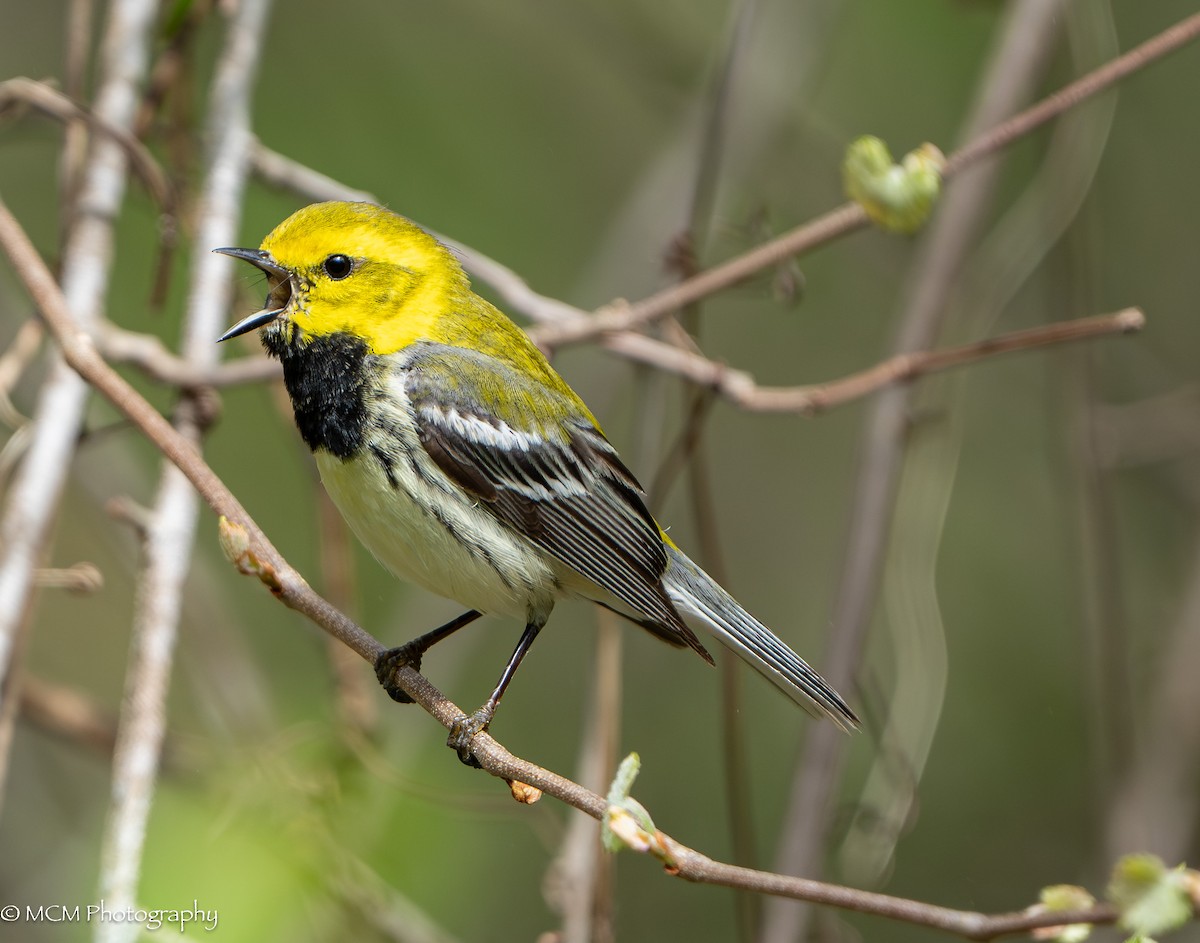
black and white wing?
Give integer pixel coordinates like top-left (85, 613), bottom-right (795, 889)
top-left (401, 342), bottom-right (712, 662)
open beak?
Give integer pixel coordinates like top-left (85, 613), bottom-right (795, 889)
top-left (213, 247), bottom-right (293, 342)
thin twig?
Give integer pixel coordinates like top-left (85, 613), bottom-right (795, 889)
top-left (0, 0), bottom-right (160, 815)
top-left (942, 9), bottom-right (1200, 176)
top-left (0, 318), bottom-right (44, 429)
top-left (663, 837), bottom-right (1121, 941)
top-left (0, 191), bottom-right (1176, 943)
top-left (96, 322), bottom-right (281, 387)
top-left (741, 308), bottom-right (1144, 413)
top-left (600, 308), bottom-right (1144, 415)
top-left (19, 674), bottom-right (118, 758)
top-left (33, 562), bottom-right (103, 592)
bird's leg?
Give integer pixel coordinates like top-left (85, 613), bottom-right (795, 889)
top-left (449, 619), bottom-right (544, 767)
top-left (375, 609), bottom-right (482, 703)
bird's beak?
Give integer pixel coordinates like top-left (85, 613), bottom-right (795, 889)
top-left (213, 246), bottom-right (293, 342)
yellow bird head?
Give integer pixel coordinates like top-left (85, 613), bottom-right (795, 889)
top-left (215, 201), bottom-right (467, 355)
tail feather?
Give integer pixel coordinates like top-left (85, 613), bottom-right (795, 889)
top-left (662, 546), bottom-right (859, 731)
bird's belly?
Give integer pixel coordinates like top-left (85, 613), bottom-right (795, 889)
top-left (315, 449), bottom-right (558, 620)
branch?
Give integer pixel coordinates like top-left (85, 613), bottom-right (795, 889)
top-left (662, 838), bottom-right (1120, 941)
top-left (95, 322), bottom-right (280, 387)
top-left (529, 9), bottom-right (1200, 350)
top-left (0, 76), bottom-right (174, 212)
top-left (247, 146), bottom-right (1145, 420)
top-left (735, 307), bottom-right (1144, 413)
top-left (0, 191), bottom-right (1176, 943)
top-left (95, 0), bottom-right (275, 936)
top-left (0, 0), bottom-right (161, 814)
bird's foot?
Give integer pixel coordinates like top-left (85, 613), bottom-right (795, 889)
top-left (447, 706), bottom-right (494, 768)
top-left (373, 641), bottom-right (427, 703)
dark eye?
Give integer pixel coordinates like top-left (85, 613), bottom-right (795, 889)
top-left (322, 254), bottom-right (353, 280)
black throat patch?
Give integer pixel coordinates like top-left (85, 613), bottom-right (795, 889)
top-left (263, 329), bottom-right (372, 459)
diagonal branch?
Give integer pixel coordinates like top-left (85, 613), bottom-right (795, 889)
top-left (529, 10), bottom-right (1200, 350)
top-left (0, 185), bottom-right (1176, 943)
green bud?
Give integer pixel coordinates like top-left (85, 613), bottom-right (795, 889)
top-left (1108, 854), bottom-right (1196, 941)
top-left (1032, 885), bottom-right (1096, 943)
top-left (843, 136), bottom-right (944, 234)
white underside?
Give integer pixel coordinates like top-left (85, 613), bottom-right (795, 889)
top-left (318, 447), bottom-right (566, 620)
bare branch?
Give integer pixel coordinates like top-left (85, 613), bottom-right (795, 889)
top-left (738, 308), bottom-right (1144, 413)
top-left (97, 3), bottom-right (276, 937)
top-left (19, 674), bottom-right (118, 758)
top-left (662, 837), bottom-right (1121, 941)
top-left (95, 322), bottom-right (280, 387)
top-left (943, 10), bottom-right (1200, 176)
top-left (0, 0), bottom-right (160, 814)
top-left (33, 562), bottom-right (103, 592)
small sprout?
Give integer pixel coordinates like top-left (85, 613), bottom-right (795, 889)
top-left (218, 515), bottom-right (253, 572)
top-left (1108, 854), bottom-right (1196, 941)
top-left (606, 806), bottom-right (655, 853)
top-left (1030, 885), bottom-right (1096, 943)
top-left (843, 136), bottom-right (945, 234)
top-left (602, 753), bottom-right (655, 853)
top-left (600, 753), bottom-right (675, 867)
top-left (218, 515), bottom-right (279, 590)
top-left (607, 752), bottom-right (642, 805)
top-left (507, 779), bottom-right (542, 804)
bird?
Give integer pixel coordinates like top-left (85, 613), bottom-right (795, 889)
top-left (215, 201), bottom-right (858, 762)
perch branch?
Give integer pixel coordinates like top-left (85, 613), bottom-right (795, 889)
top-left (0, 175), bottom-right (1162, 943)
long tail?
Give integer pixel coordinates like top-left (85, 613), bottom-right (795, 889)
top-left (662, 545), bottom-right (859, 731)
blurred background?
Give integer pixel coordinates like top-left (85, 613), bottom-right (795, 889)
top-left (1, 1), bottom-right (1198, 941)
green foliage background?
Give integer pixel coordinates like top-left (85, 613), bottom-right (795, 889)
top-left (1, 1), bottom-right (1199, 941)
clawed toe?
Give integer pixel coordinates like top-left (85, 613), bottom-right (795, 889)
top-left (447, 707), bottom-right (493, 767)
top-left (374, 643), bottom-right (425, 703)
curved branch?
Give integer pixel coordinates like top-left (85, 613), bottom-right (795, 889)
top-left (0, 192), bottom-right (1177, 943)
top-left (0, 76), bottom-right (174, 212)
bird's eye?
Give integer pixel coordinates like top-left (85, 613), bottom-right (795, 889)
top-left (322, 254), bottom-right (354, 280)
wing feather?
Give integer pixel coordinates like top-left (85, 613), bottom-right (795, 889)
top-left (400, 343), bottom-right (710, 661)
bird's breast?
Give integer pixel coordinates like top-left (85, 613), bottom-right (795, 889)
top-left (264, 328), bottom-right (375, 458)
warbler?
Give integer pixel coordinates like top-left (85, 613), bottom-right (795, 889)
top-left (216, 201), bottom-right (858, 761)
